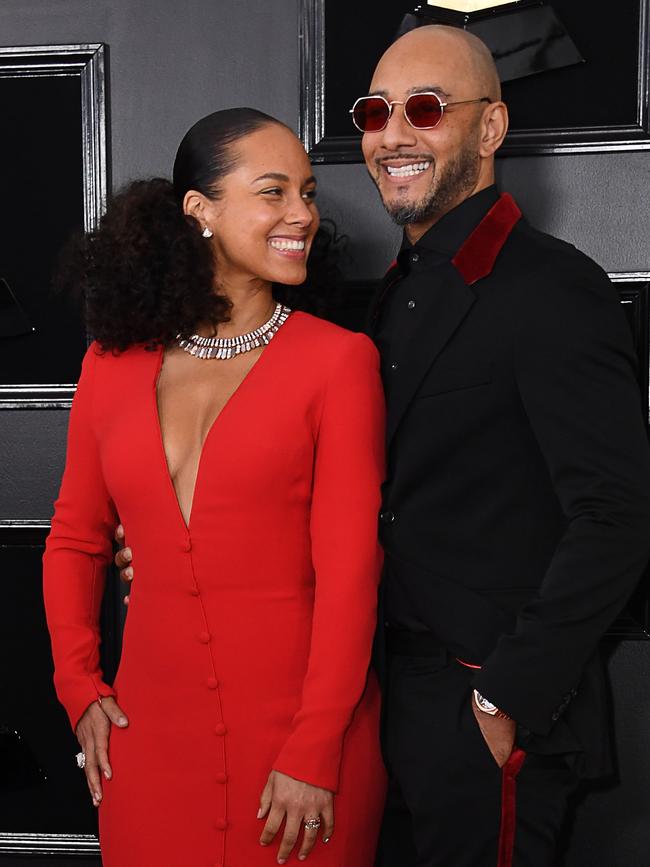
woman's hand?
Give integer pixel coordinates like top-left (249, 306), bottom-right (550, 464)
top-left (114, 524), bottom-right (133, 605)
top-left (75, 697), bottom-right (129, 807)
top-left (258, 770), bottom-right (334, 863)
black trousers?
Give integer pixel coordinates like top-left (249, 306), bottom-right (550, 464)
top-left (374, 645), bottom-right (579, 867)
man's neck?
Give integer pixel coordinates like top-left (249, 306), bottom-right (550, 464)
top-left (405, 176), bottom-right (496, 245)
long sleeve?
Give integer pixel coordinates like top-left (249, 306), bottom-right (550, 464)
top-left (273, 333), bottom-right (385, 792)
top-left (473, 265), bottom-right (650, 735)
top-left (43, 343), bottom-right (118, 731)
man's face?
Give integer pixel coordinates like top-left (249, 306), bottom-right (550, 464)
top-left (361, 41), bottom-right (485, 231)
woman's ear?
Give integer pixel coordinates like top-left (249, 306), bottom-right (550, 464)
top-left (183, 189), bottom-right (205, 222)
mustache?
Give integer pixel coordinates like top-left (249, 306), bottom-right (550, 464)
top-left (376, 153), bottom-right (434, 166)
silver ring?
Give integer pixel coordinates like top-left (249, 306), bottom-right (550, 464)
top-left (304, 817), bottom-right (321, 831)
top-left (76, 751), bottom-right (86, 769)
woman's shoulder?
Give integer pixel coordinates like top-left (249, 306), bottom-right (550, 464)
top-left (87, 340), bottom-right (159, 366)
top-left (287, 312), bottom-right (378, 362)
top-left (81, 341), bottom-right (160, 389)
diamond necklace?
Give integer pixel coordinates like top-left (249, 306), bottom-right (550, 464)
top-left (176, 303), bottom-right (292, 360)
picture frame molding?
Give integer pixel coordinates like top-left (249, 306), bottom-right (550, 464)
top-left (0, 43), bottom-right (108, 410)
top-left (299, 0), bottom-right (650, 163)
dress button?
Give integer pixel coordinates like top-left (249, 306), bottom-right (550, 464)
top-left (199, 631), bottom-right (211, 644)
top-left (182, 540), bottom-right (192, 552)
top-left (390, 362), bottom-right (399, 371)
top-left (380, 510), bottom-right (396, 524)
top-left (411, 252), bottom-right (419, 264)
top-left (215, 772), bottom-right (228, 784)
top-left (407, 300), bottom-right (416, 309)
top-left (214, 817), bottom-right (228, 830)
top-left (189, 587), bottom-right (200, 596)
top-left (214, 723), bottom-right (227, 736)
top-left (207, 677), bottom-right (219, 690)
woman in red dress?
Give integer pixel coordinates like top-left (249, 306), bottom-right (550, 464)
top-left (43, 108), bottom-right (386, 866)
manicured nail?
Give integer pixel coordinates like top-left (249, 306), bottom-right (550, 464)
top-left (323, 837), bottom-right (330, 844)
top-left (299, 856), bottom-right (307, 861)
top-left (124, 548), bottom-right (132, 561)
top-left (125, 567), bottom-right (133, 580)
top-left (278, 860), bottom-right (286, 865)
top-left (94, 791), bottom-right (101, 801)
top-left (256, 808), bottom-right (263, 819)
top-left (104, 769), bottom-right (111, 779)
top-left (117, 717), bottom-right (128, 726)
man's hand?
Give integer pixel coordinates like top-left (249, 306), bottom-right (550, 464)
top-left (114, 524), bottom-right (133, 605)
top-left (471, 700), bottom-right (516, 768)
top-left (258, 770), bottom-right (334, 863)
top-left (76, 697), bottom-right (129, 806)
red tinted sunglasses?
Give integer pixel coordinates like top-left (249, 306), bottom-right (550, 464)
top-left (350, 91), bottom-right (492, 133)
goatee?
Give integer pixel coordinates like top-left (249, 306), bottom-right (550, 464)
top-left (383, 145), bottom-right (480, 227)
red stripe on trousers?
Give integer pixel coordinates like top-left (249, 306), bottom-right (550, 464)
top-left (454, 656), bottom-right (526, 866)
top-left (497, 748), bottom-right (526, 867)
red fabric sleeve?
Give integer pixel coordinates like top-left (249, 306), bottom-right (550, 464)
top-left (43, 344), bottom-right (118, 731)
top-left (273, 332), bottom-right (385, 792)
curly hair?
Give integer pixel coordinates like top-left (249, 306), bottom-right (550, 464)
top-left (56, 108), bottom-right (345, 352)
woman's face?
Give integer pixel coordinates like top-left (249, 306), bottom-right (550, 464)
top-left (199, 124), bottom-right (320, 288)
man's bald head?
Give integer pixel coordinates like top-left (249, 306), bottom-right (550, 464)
top-left (377, 25), bottom-right (501, 102)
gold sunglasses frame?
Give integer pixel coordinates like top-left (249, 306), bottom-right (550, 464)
top-left (349, 92), bottom-right (492, 133)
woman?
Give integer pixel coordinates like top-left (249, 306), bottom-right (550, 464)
top-left (43, 108), bottom-right (386, 866)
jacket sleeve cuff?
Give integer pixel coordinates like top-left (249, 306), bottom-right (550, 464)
top-left (472, 653), bottom-right (579, 737)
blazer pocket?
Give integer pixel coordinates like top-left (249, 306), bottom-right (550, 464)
top-left (417, 364), bottom-right (493, 399)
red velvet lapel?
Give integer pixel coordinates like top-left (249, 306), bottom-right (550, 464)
top-left (451, 192), bottom-right (522, 286)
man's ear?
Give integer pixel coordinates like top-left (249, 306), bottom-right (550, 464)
top-left (479, 101), bottom-right (509, 158)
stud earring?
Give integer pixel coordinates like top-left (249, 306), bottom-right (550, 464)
top-left (202, 226), bottom-right (213, 239)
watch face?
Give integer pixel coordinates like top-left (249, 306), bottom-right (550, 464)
top-left (475, 692), bottom-right (498, 714)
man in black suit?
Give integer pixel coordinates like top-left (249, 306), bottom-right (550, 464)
top-left (358, 25), bottom-right (650, 867)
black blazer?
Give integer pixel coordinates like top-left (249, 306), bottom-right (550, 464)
top-left (372, 194), bottom-right (650, 777)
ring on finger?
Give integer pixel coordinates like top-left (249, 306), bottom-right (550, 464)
top-left (304, 817), bottom-right (321, 831)
top-left (76, 751), bottom-right (86, 769)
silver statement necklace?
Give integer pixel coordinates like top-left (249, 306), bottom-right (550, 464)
top-left (176, 303), bottom-right (292, 360)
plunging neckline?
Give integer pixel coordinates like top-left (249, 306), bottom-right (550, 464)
top-left (152, 312), bottom-right (295, 533)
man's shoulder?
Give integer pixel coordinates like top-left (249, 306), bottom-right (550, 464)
top-left (507, 218), bottom-right (607, 281)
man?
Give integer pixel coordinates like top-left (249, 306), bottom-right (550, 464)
top-left (355, 24), bottom-right (650, 867)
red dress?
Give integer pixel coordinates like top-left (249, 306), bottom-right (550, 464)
top-left (43, 312), bottom-right (387, 866)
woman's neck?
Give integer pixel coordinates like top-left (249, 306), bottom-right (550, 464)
top-left (210, 277), bottom-right (275, 339)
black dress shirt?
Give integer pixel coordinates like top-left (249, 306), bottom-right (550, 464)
top-left (376, 185), bottom-right (499, 630)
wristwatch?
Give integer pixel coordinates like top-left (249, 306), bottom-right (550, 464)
top-left (473, 689), bottom-right (512, 720)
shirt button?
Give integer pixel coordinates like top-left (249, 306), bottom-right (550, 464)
top-left (214, 723), bottom-right (227, 736)
top-left (189, 587), bottom-right (200, 597)
top-left (411, 252), bottom-right (419, 264)
top-left (207, 677), bottom-right (219, 690)
top-left (390, 362), bottom-right (399, 371)
top-left (199, 631), bottom-right (211, 644)
top-left (407, 300), bottom-right (416, 309)
top-left (182, 540), bottom-right (192, 552)
top-left (215, 772), bottom-right (228, 784)
top-left (380, 510), bottom-right (396, 524)
top-left (214, 818), bottom-right (228, 830)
